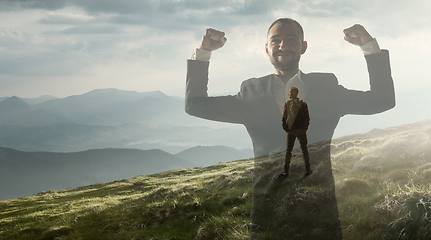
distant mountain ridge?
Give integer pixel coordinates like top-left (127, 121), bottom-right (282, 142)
top-left (0, 88), bottom-right (253, 201)
top-left (0, 88), bottom-right (222, 127)
top-left (0, 144), bottom-right (253, 201)
top-left (0, 88), bottom-right (252, 153)
top-left (0, 96), bottom-right (70, 126)
top-left (0, 147), bottom-right (195, 201)
top-left (31, 89), bottom-right (182, 126)
top-left (0, 95), bottom-right (58, 105)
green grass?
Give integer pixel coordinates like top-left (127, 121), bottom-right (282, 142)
top-left (1, 120), bottom-right (431, 239)
top-left (331, 121), bottom-right (431, 239)
top-left (1, 160), bottom-right (254, 240)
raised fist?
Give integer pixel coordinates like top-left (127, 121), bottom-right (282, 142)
top-left (343, 24), bottom-right (373, 46)
top-left (200, 28), bottom-right (227, 51)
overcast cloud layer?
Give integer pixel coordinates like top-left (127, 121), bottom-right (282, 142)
top-left (1, 0), bottom-right (430, 137)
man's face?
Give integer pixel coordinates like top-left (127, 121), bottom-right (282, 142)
top-left (265, 22), bottom-right (307, 72)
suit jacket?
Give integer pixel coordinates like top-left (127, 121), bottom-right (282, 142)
top-left (185, 50), bottom-right (395, 157)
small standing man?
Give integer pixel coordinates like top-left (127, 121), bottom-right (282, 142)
top-left (281, 87), bottom-right (311, 177)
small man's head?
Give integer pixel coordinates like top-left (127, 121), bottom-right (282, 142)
top-left (265, 18), bottom-right (307, 72)
top-left (288, 87), bottom-right (299, 99)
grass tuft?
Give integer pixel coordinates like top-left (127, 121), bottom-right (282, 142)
top-left (40, 225), bottom-right (74, 240)
top-left (339, 178), bottom-right (372, 195)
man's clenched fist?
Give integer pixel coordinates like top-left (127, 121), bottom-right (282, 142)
top-left (343, 24), bottom-right (373, 46)
top-left (200, 28), bottom-right (227, 51)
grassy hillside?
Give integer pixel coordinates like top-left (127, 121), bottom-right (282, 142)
top-left (0, 148), bottom-right (195, 201)
top-left (1, 119), bottom-right (431, 240)
top-left (331, 119), bottom-right (431, 240)
top-left (0, 159), bottom-right (254, 240)
top-left (175, 145), bottom-right (253, 167)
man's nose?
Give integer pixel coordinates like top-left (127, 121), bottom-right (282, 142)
top-left (279, 40), bottom-right (285, 50)
top-left (279, 40), bottom-right (289, 51)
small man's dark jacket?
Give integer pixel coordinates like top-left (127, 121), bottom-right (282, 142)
top-left (282, 99), bottom-right (310, 132)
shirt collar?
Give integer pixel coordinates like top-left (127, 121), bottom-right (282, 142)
top-left (273, 70), bottom-right (303, 85)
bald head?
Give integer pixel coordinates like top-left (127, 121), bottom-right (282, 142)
top-left (289, 87), bottom-right (299, 99)
top-left (267, 18), bottom-right (304, 41)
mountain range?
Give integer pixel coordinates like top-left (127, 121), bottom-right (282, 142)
top-left (0, 88), bottom-right (255, 201)
top-left (0, 89), bottom-right (252, 153)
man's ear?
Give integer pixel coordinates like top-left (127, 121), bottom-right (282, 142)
top-left (301, 41), bottom-right (308, 54)
top-left (265, 43), bottom-right (269, 56)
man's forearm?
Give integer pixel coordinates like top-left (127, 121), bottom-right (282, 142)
top-left (186, 60), bottom-right (210, 100)
top-left (365, 49), bottom-right (396, 110)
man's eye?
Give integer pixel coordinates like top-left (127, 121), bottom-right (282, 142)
top-left (272, 39), bottom-right (281, 44)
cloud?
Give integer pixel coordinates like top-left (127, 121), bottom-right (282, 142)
top-left (2, 1), bottom-right (282, 30)
top-left (11, 0), bottom-right (426, 38)
top-left (0, 30), bottom-right (91, 76)
top-left (38, 12), bottom-right (95, 24)
top-left (0, 0), bottom-right (67, 11)
top-left (1, 0), bottom-right (431, 103)
top-left (0, 23), bottom-right (194, 78)
top-left (48, 25), bottom-right (122, 35)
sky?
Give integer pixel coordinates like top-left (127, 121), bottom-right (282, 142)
top-left (1, 0), bottom-right (430, 138)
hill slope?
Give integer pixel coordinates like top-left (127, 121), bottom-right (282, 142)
top-left (1, 119), bottom-right (431, 239)
top-left (0, 144), bottom-right (253, 201)
top-left (0, 147), bottom-right (194, 201)
top-left (175, 145), bottom-right (253, 167)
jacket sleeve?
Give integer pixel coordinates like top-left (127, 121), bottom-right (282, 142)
top-left (303, 102), bottom-right (310, 129)
top-left (335, 49), bottom-right (396, 115)
top-left (185, 59), bottom-right (249, 124)
top-left (281, 102), bottom-right (288, 131)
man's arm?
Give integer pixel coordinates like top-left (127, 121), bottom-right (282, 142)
top-left (303, 102), bottom-right (310, 129)
top-left (282, 102), bottom-right (288, 131)
top-left (185, 28), bottom-right (249, 124)
top-left (335, 24), bottom-right (395, 115)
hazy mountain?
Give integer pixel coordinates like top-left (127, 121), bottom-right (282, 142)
top-left (175, 145), bottom-right (253, 167)
top-left (32, 89), bottom-right (189, 126)
top-left (22, 95), bottom-right (58, 105)
top-left (0, 96), bottom-right (32, 116)
top-left (0, 89), bottom-right (253, 153)
top-left (0, 96), bottom-right (70, 126)
top-left (0, 88), bottom-right (220, 127)
top-left (0, 123), bottom-right (251, 153)
top-left (0, 95), bottom-right (58, 104)
top-left (0, 147), bottom-right (195, 201)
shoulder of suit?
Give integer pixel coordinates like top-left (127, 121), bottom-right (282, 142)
top-left (241, 74), bottom-right (272, 85)
top-left (240, 74), bottom-right (273, 92)
top-left (301, 72), bottom-right (339, 86)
